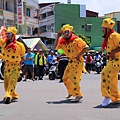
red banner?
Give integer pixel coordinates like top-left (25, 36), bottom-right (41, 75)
top-left (17, 0), bottom-right (24, 25)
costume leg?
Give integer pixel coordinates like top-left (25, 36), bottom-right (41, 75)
top-left (101, 60), bottom-right (120, 102)
top-left (3, 64), bottom-right (20, 103)
top-left (69, 61), bottom-right (83, 97)
top-left (62, 68), bottom-right (72, 95)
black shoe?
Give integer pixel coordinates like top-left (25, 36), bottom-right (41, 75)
top-left (59, 80), bottom-right (63, 83)
top-left (39, 78), bottom-right (43, 80)
top-left (23, 79), bottom-right (26, 81)
top-left (4, 97), bottom-right (11, 104)
top-left (31, 78), bottom-right (35, 81)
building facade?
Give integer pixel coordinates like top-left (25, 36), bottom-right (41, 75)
top-left (39, 3), bottom-right (117, 50)
top-left (0, 0), bottom-right (39, 36)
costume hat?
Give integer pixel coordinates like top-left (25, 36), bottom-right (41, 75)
top-left (61, 24), bottom-right (73, 32)
top-left (102, 17), bottom-right (115, 29)
top-left (7, 27), bottom-right (18, 36)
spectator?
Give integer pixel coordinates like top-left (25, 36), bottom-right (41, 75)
top-left (47, 50), bottom-right (56, 69)
top-left (58, 50), bottom-right (68, 83)
top-left (85, 53), bottom-right (93, 74)
top-left (23, 47), bottom-right (34, 81)
top-left (35, 49), bottom-right (46, 80)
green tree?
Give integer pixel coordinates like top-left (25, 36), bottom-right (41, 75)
top-left (73, 31), bottom-right (91, 47)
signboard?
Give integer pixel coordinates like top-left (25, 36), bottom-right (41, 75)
top-left (17, 0), bottom-right (24, 25)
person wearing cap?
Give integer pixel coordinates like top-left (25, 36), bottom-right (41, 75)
top-left (54, 24), bottom-right (89, 102)
top-left (33, 48), bottom-right (38, 79)
top-left (35, 49), bottom-right (46, 80)
top-left (101, 17), bottom-right (120, 107)
top-left (0, 26), bottom-right (25, 104)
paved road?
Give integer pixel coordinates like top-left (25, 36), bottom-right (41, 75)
top-left (0, 72), bottom-right (120, 120)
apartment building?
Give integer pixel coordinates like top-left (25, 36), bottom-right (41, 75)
top-left (39, 2), bottom-right (103, 49)
top-left (0, 0), bottom-right (39, 36)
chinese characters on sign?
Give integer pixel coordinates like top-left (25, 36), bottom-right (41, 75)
top-left (17, 0), bottom-right (24, 25)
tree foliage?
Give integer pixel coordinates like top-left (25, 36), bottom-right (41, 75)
top-left (73, 31), bottom-right (91, 47)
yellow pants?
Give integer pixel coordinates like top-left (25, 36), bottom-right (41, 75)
top-left (4, 63), bottom-right (20, 100)
top-left (63, 59), bottom-right (83, 97)
top-left (101, 58), bottom-right (120, 102)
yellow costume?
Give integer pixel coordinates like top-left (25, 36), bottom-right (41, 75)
top-left (57, 24), bottom-right (87, 97)
top-left (101, 18), bottom-right (120, 102)
top-left (0, 27), bottom-right (25, 103)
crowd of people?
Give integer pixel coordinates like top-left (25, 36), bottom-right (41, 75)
top-left (22, 47), bottom-right (68, 82)
top-left (84, 51), bottom-right (107, 74)
top-left (0, 17), bottom-right (120, 107)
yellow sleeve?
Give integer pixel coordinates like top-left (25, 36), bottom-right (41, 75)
top-left (0, 38), bottom-right (4, 47)
top-left (111, 33), bottom-right (120, 47)
top-left (19, 42), bottom-right (26, 57)
top-left (56, 43), bottom-right (63, 50)
top-left (44, 56), bottom-right (46, 65)
top-left (35, 55), bottom-right (37, 65)
top-left (76, 38), bottom-right (87, 49)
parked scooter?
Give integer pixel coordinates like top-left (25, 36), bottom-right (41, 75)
top-left (48, 60), bottom-right (60, 80)
top-left (94, 59), bottom-right (102, 74)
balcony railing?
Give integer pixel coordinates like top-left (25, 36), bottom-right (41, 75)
top-left (3, 10), bottom-right (15, 20)
top-left (25, 16), bottom-right (38, 25)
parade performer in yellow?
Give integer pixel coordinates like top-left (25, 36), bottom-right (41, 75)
top-left (101, 18), bottom-right (120, 107)
top-left (54, 24), bottom-right (89, 102)
top-left (0, 26), bottom-right (25, 104)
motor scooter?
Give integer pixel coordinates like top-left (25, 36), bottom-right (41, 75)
top-left (49, 61), bottom-right (60, 80)
top-left (94, 59), bottom-right (102, 74)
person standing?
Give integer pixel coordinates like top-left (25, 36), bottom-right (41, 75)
top-left (35, 49), bottom-right (46, 80)
top-left (33, 49), bottom-right (38, 79)
top-left (58, 51), bottom-right (68, 83)
top-left (54, 24), bottom-right (89, 102)
top-left (47, 50), bottom-right (56, 69)
top-left (101, 17), bottom-right (120, 107)
top-left (85, 53), bottom-right (93, 74)
top-left (0, 26), bottom-right (25, 104)
top-left (23, 47), bottom-right (35, 81)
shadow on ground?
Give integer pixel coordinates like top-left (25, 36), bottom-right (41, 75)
top-left (94, 103), bottom-right (120, 109)
top-left (47, 99), bottom-right (82, 104)
top-left (0, 99), bottom-right (18, 104)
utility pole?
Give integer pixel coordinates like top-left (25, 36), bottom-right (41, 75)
top-left (2, 0), bottom-right (4, 26)
top-left (14, 0), bottom-right (16, 27)
top-left (37, 4), bottom-right (40, 37)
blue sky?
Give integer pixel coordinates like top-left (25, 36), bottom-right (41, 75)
top-left (38, 0), bottom-right (120, 16)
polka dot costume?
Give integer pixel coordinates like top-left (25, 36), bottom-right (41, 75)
top-left (0, 38), bottom-right (25, 101)
top-left (57, 34), bottom-right (87, 97)
top-left (101, 32), bottom-right (120, 102)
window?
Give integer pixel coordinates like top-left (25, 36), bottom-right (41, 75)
top-left (26, 8), bottom-right (30, 17)
top-left (40, 13), bottom-right (46, 20)
top-left (47, 11), bottom-right (53, 17)
top-left (40, 26), bottom-right (46, 33)
top-left (86, 24), bottom-right (92, 31)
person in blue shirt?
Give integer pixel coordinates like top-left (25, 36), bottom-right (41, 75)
top-left (47, 50), bottom-right (56, 69)
top-left (23, 47), bottom-right (35, 81)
